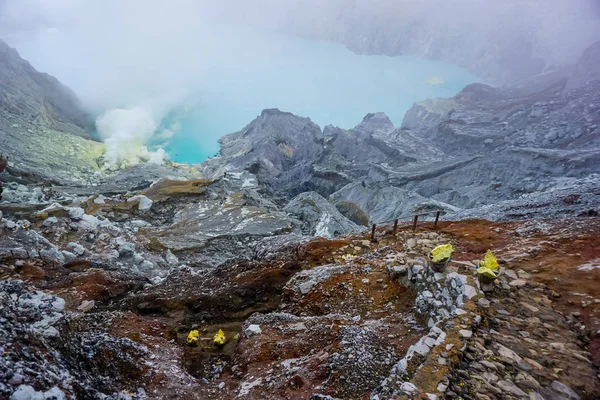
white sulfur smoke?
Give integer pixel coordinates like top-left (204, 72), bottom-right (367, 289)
top-left (95, 107), bottom-right (167, 168)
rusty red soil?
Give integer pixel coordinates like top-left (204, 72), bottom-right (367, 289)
top-left (437, 218), bottom-right (600, 365)
top-left (5, 216), bottom-right (600, 398)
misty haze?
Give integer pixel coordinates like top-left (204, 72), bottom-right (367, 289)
top-left (1, 0), bottom-right (600, 399)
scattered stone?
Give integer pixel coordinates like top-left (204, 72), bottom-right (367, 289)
top-left (245, 324), bottom-right (262, 337)
top-left (496, 343), bottom-right (522, 363)
top-left (505, 270), bottom-right (519, 280)
top-left (509, 279), bottom-right (527, 288)
top-left (42, 216), bottom-right (58, 227)
top-left (541, 381), bottom-right (581, 400)
top-left (67, 242), bottom-right (86, 256)
top-left (77, 300), bottom-right (95, 313)
top-left (478, 298), bottom-right (491, 309)
top-left (118, 242), bottom-right (135, 258)
top-left (68, 207), bottom-right (85, 220)
top-left (127, 195), bottom-right (153, 211)
top-left (464, 285), bottom-right (478, 299)
top-left (165, 250), bottom-right (179, 266)
top-left (521, 302), bottom-right (539, 313)
top-left (94, 195), bottom-right (106, 204)
top-left (497, 380), bottom-right (528, 397)
top-left (298, 280), bottom-right (317, 295)
top-left (459, 330), bottom-right (473, 339)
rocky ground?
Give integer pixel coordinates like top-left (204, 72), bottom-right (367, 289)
top-left (1, 182), bottom-right (599, 399)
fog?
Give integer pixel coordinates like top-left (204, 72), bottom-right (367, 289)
top-left (1, 0), bottom-right (599, 166)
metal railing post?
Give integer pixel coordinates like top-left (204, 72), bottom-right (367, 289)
top-left (434, 211), bottom-right (440, 228)
top-left (371, 224), bottom-right (377, 242)
top-left (412, 215), bottom-right (419, 231)
top-left (393, 219), bottom-right (398, 235)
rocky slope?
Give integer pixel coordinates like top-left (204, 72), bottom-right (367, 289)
top-left (0, 40), bottom-right (93, 139)
top-left (0, 40), bottom-right (107, 184)
top-left (199, 41), bottom-right (600, 224)
top-left (2, 205), bottom-right (599, 399)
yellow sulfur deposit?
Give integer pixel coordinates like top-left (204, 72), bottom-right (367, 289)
top-left (477, 267), bottom-right (497, 280)
top-left (213, 329), bottom-right (226, 346)
top-left (430, 244), bottom-right (454, 263)
top-left (187, 330), bottom-right (199, 346)
top-left (480, 249), bottom-right (499, 271)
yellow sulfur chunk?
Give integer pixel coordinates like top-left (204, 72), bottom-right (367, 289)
top-left (187, 330), bottom-right (199, 346)
top-left (430, 244), bottom-right (453, 263)
top-left (213, 329), bottom-right (226, 346)
top-left (481, 249), bottom-right (499, 271)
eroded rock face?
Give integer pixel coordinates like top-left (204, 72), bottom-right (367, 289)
top-left (0, 40), bottom-right (107, 185)
top-left (284, 191), bottom-right (362, 238)
top-left (190, 41), bottom-right (600, 222)
top-left (0, 40), bottom-right (93, 139)
top-left (201, 109), bottom-right (324, 195)
top-left (330, 181), bottom-right (459, 224)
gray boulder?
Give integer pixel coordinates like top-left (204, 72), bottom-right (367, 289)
top-left (330, 181), bottom-right (458, 224)
top-left (284, 191), bottom-right (362, 238)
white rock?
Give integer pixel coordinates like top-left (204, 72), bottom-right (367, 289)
top-left (67, 207), bottom-right (85, 220)
top-left (118, 243), bottom-right (135, 257)
top-left (521, 302), bottom-right (539, 313)
top-left (464, 285), bottom-right (478, 299)
top-left (140, 260), bottom-right (154, 271)
top-left (504, 269), bottom-right (519, 279)
top-left (478, 298), bottom-right (491, 308)
top-left (10, 385), bottom-right (42, 400)
top-left (509, 279), bottom-right (527, 288)
top-left (166, 250), bottom-right (179, 265)
top-left (497, 343), bottom-right (522, 363)
top-left (93, 195), bottom-right (106, 204)
top-left (42, 217), bottom-right (58, 227)
top-left (413, 343), bottom-right (430, 356)
top-left (245, 324), bottom-right (262, 337)
top-left (128, 195), bottom-right (153, 211)
top-left (298, 280), bottom-right (317, 295)
top-left (77, 300), bottom-right (95, 313)
top-left (79, 214), bottom-right (100, 231)
top-left (400, 382), bottom-right (418, 394)
top-left (61, 251), bottom-right (77, 262)
top-left (68, 242), bottom-right (86, 256)
top-left (459, 330), bottom-right (473, 338)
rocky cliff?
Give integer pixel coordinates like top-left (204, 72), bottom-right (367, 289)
top-left (0, 40), bottom-right (106, 184)
top-left (200, 41), bottom-right (600, 222)
top-left (0, 40), bottom-right (94, 139)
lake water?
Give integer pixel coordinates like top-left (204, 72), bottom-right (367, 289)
top-left (156, 27), bottom-right (477, 164)
top-left (10, 24), bottom-right (477, 165)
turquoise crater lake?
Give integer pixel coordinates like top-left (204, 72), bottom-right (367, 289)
top-left (161, 29), bottom-right (477, 164)
top-left (11, 24), bottom-right (477, 165)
